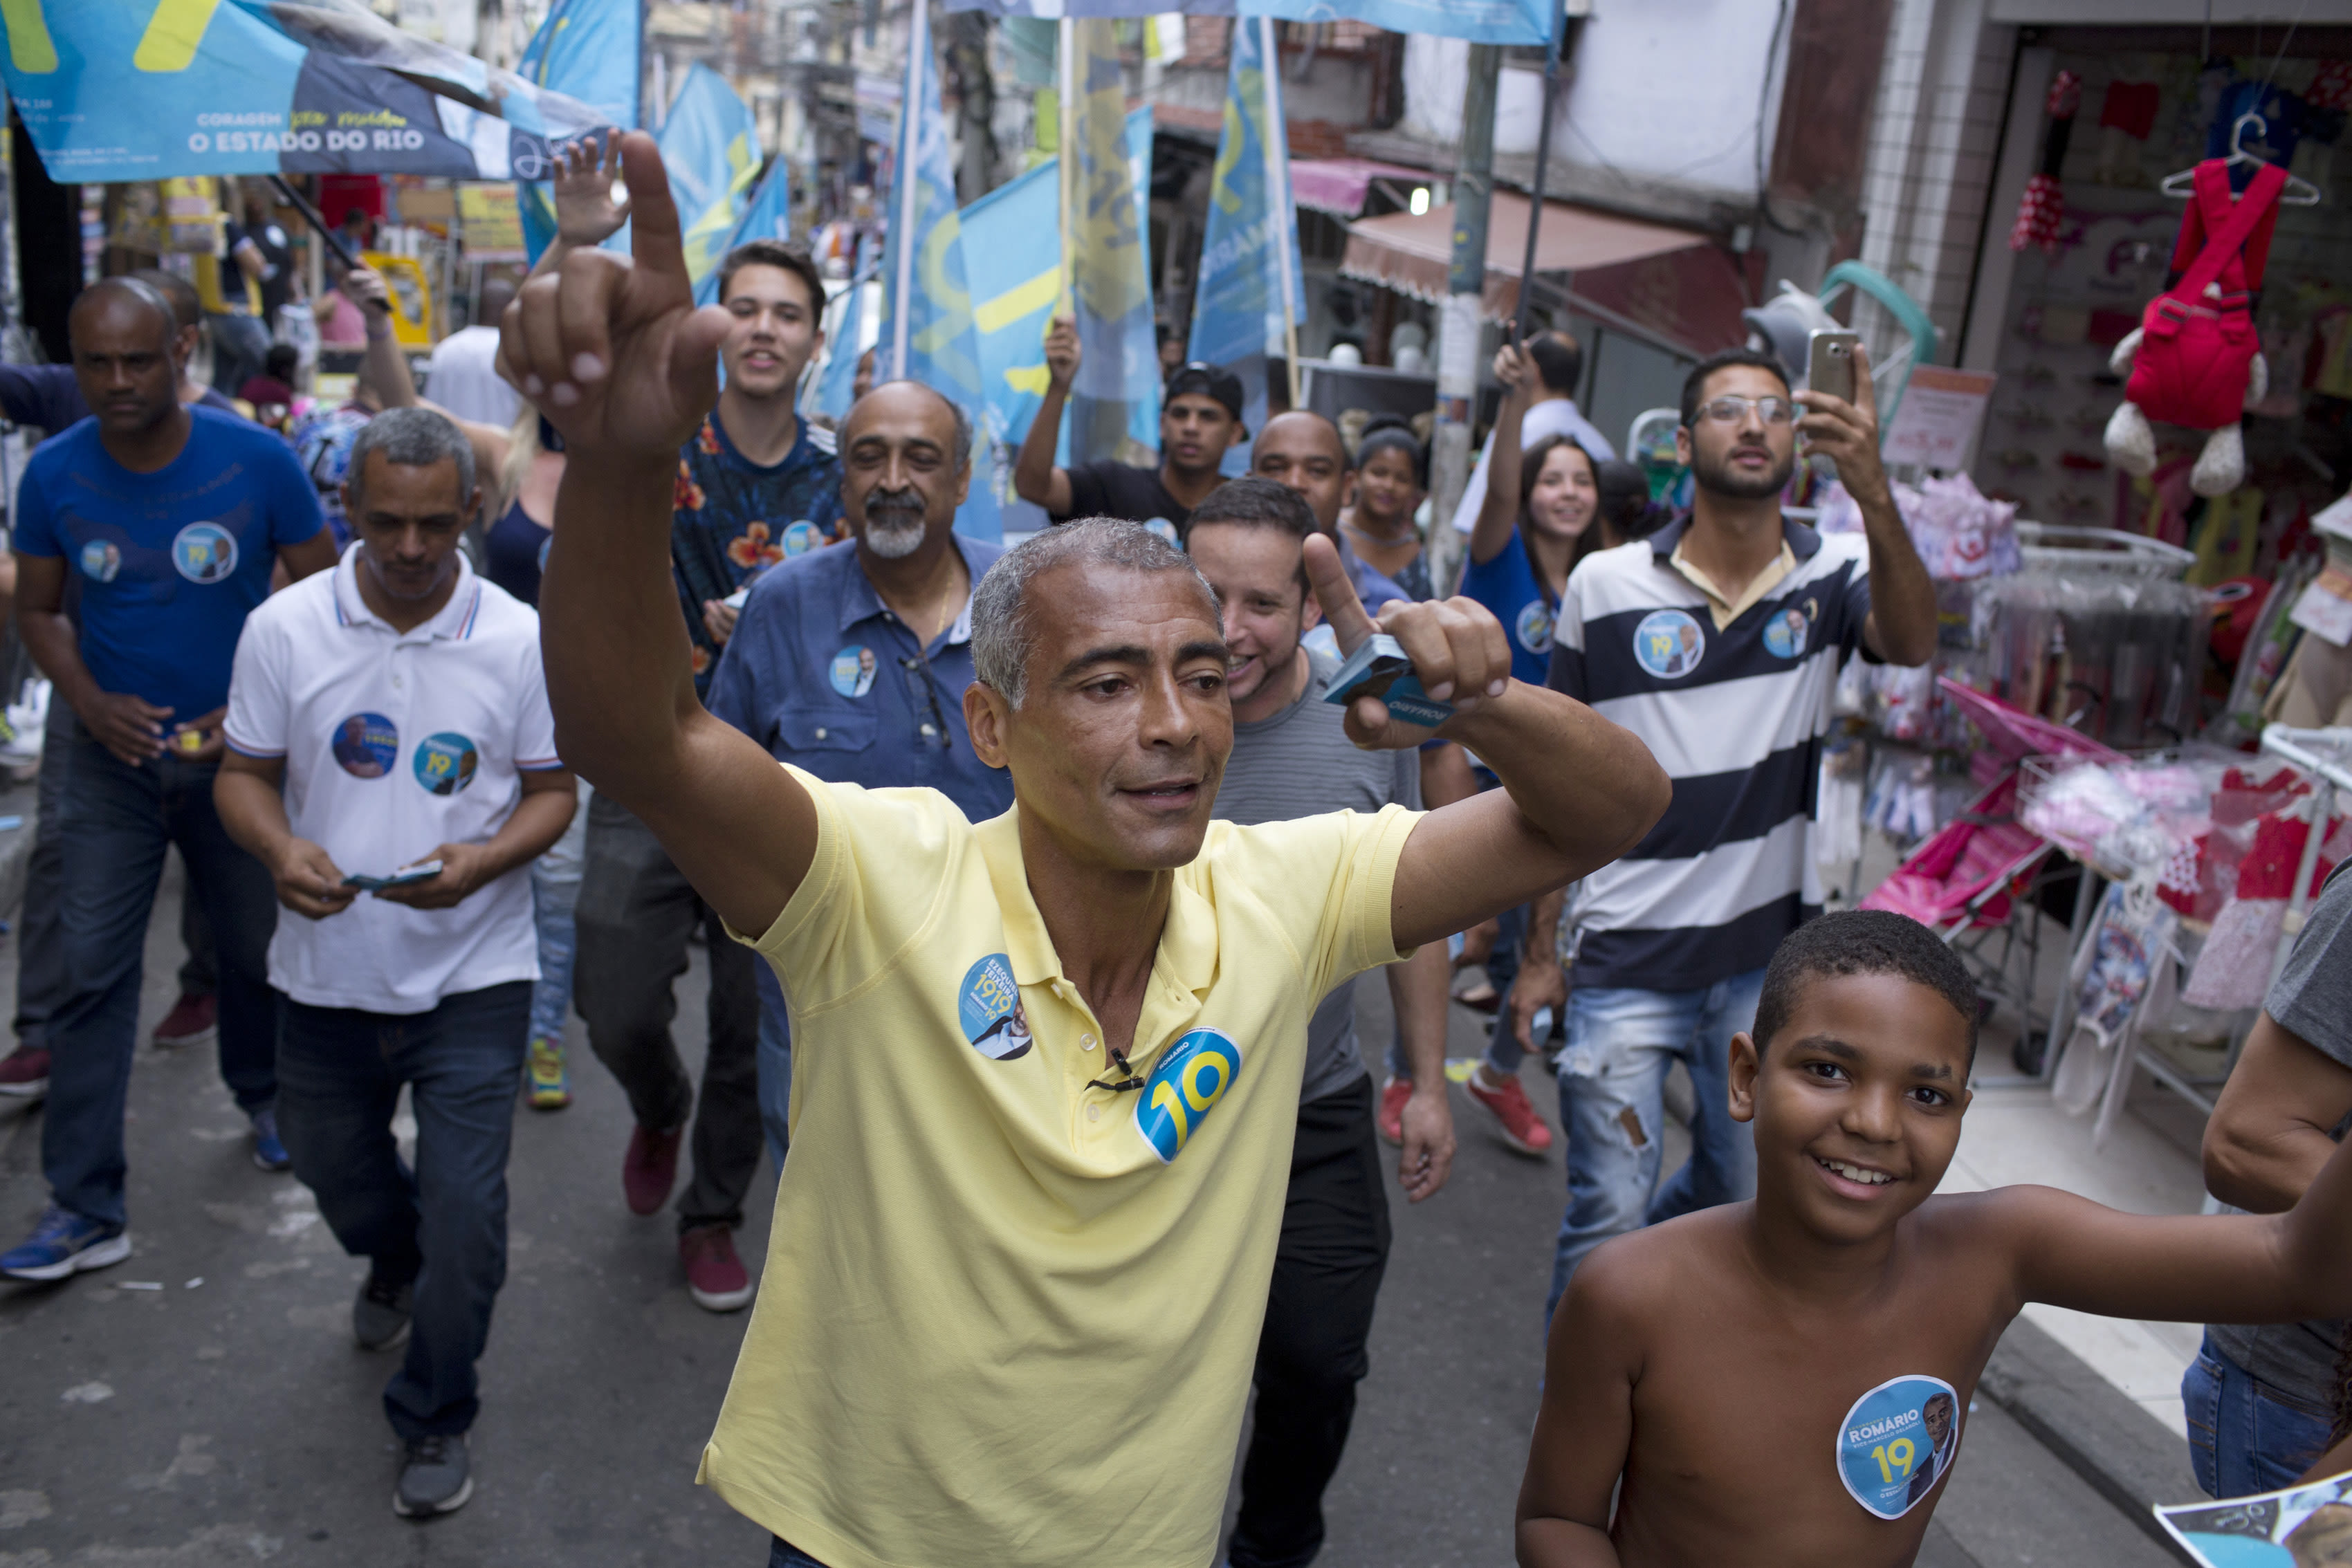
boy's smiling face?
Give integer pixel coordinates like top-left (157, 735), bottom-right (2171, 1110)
top-left (1727, 971), bottom-right (1974, 1245)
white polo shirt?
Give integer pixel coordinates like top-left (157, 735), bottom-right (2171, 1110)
top-left (224, 544), bottom-right (561, 1014)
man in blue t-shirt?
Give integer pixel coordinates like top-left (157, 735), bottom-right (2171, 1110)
top-left (1, 277), bottom-right (337, 1282)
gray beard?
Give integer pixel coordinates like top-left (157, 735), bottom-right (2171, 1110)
top-left (863, 513), bottom-right (926, 559)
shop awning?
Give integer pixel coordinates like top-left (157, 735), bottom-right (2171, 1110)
top-left (1289, 158), bottom-right (1435, 218)
top-left (1354, 192), bottom-right (1740, 350)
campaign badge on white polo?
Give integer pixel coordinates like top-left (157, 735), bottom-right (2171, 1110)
top-left (80, 541), bottom-right (121, 583)
top-left (172, 522), bottom-right (238, 584)
top-left (1134, 1029), bottom-right (1242, 1164)
top-left (412, 732), bottom-right (479, 796)
top-left (330, 712), bottom-right (399, 779)
top-left (1633, 609), bottom-right (1706, 679)
top-left (782, 521), bottom-right (827, 557)
top-left (957, 954), bottom-right (1031, 1060)
top-left (1763, 605), bottom-right (1811, 660)
top-left (1836, 1374), bottom-right (1961, 1520)
top-left (830, 645), bottom-right (878, 699)
top-left (1516, 599), bottom-right (1555, 656)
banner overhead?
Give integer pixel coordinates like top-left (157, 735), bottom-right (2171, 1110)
top-left (3, 0), bottom-right (614, 184)
top-left (937, 0), bottom-right (1552, 48)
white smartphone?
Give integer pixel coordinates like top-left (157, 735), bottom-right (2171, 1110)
top-left (1808, 330), bottom-right (1861, 405)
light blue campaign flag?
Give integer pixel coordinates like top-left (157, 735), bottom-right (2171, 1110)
top-left (2, 0), bottom-right (612, 185)
top-left (1066, 28), bottom-right (1159, 466)
top-left (659, 64), bottom-right (763, 295)
top-left (693, 154), bottom-right (791, 306)
top-left (937, 0), bottom-right (1548, 47)
top-left (1188, 14), bottom-right (1305, 476)
top-left (877, 0), bottom-right (994, 540)
top-left (515, 0), bottom-right (641, 260)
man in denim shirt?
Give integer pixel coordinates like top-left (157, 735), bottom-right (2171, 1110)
top-left (573, 239), bottom-right (843, 1313)
top-left (709, 381), bottom-right (1011, 1165)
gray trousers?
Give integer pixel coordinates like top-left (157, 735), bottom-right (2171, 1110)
top-left (573, 792), bottom-right (760, 1233)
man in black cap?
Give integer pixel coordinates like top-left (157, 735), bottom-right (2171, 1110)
top-left (1013, 315), bottom-right (1244, 534)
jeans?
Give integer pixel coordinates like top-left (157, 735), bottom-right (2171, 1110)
top-left (1229, 1075), bottom-right (1393, 1568)
top-left (275, 981), bottom-right (531, 1441)
top-left (755, 961), bottom-right (792, 1173)
top-left (574, 793), bottom-right (761, 1231)
top-left (2183, 1333), bottom-right (2337, 1498)
top-left (526, 778), bottom-right (589, 1044)
top-left (1545, 968), bottom-right (1765, 1320)
top-left (42, 721), bottom-right (280, 1226)
top-left (13, 691), bottom-right (75, 1046)
top-left (767, 1542), bottom-right (827, 1567)
top-left (208, 311), bottom-right (270, 395)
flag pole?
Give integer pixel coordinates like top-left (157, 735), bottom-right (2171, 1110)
top-left (1057, 16), bottom-right (1076, 319)
top-left (892, 0), bottom-right (928, 378)
top-left (1256, 15), bottom-right (1301, 410)
top-left (1510, 1), bottom-right (1565, 345)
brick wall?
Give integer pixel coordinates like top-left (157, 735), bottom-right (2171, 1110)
top-left (1852, 0), bottom-right (2014, 362)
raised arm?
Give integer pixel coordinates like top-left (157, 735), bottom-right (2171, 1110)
top-left (2003, 1118), bottom-right (2352, 1325)
top-left (1517, 1248), bottom-right (1648, 1568)
top-left (1471, 343), bottom-right (1534, 568)
top-left (342, 265), bottom-right (510, 480)
top-left (1011, 315), bottom-right (1077, 517)
top-left (2203, 1011), bottom-right (2352, 1212)
top-left (1303, 534), bottom-right (1669, 952)
top-left (533, 132), bottom-right (632, 279)
top-left (1797, 342), bottom-right (1936, 667)
top-left (502, 130), bottom-right (818, 940)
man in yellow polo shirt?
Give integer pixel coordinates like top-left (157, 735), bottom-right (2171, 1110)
top-left (504, 133), bottom-right (1671, 1568)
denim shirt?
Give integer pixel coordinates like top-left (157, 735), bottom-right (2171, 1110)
top-left (673, 412), bottom-right (846, 697)
top-left (706, 535), bottom-right (1014, 822)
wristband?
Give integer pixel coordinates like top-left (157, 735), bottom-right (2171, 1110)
top-left (364, 318), bottom-right (392, 342)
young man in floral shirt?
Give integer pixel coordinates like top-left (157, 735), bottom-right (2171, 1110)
top-left (574, 239), bottom-right (843, 1311)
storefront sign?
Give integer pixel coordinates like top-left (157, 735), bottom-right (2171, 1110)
top-left (1883, 367), bottom-right (1996, 471)
top-left (458, 184), bottom-right (526, 261)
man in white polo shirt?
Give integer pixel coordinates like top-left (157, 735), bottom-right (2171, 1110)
top-left (214, 407), bottom-right (577, 1521)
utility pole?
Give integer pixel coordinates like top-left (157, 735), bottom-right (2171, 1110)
top-left (1426, 43), bottom-right (1499, 598)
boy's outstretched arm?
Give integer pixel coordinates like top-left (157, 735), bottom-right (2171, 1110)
top-left (503, 131), bottom-right (818, 942)
top-left (1516, 1257), bottom-right (1641, 1567)
top-left (2003, 1118), bottom-right (2352, 1325)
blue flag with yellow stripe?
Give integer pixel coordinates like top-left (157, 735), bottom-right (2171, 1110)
top-left (515, 0), bottom-right (641, 261)
top-left (659, 64), bottom-right (762, 296)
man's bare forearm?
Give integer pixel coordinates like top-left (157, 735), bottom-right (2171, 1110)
top-left (1012, 382), bottom-right (1069, 508)
top-left (1453, 685), bottom-right (1668, 881)
top-left (538, 452), bottom-right (701, 802)
top-left (1858, 486), bottom-right (1938, 667)
top-left (1389, 941), bottom-right (1451, 1090)
top-left (215, 766), bottom-right (298, 866)
top-left (472, 782), bottom-right (576, 878)
top-left (20, 608), bottom-right (102, 719)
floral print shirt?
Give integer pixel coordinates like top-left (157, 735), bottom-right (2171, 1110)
top-left (672, 411), bottom-right (845, 697)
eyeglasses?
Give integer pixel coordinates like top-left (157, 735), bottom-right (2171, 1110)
top-left (1693, 395), bottom-right (1796, 427)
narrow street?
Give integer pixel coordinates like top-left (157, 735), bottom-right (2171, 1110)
top-left (0, 856), bottom-right (2193, 1565)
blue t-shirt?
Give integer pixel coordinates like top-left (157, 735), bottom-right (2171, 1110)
top-left (14, 406), bottom-right (327, 720)
top-left (1459, 528), bottom-right (1557, 688)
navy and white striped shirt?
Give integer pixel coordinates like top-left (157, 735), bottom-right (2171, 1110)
top-left (1547, 515), bottom-right (1871, 991)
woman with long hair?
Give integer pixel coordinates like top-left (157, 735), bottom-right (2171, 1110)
top-left (1339, 416), bottom-right (1432, 602)
top-left (1462, 340), bottom-right (1606, 688)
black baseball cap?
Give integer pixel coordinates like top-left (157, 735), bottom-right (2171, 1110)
top-left (1165, 361), bottom-right (1247, 434)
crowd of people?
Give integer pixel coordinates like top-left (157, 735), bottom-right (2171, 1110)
top-left (6, 127), bottom-right (2352, 1568)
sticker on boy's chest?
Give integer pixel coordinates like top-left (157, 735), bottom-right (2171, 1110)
top-left (1837, 1374), bottom-right (1960, 1520)
top-left (957, 954), bottom-right (1031, 1060)
top-left (1134, 1029), bottom-right (1242, 1164)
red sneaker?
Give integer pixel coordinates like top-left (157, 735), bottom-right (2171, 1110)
top-left (622, 1124), bottom-right (683, 1216)
top-left (152, 993), bottom-right (217, 1049)
top-left (1464, 1067), bottom-right (1554, 1156)
top-left (1377, 1076), bottom-right (1412, 1146)
top-left (680, 1224), bottom-right (754, 1312)
top-left (0, 1044), bottom-right (49, 1099)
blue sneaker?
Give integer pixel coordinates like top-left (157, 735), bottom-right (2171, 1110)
top-left (251, 1107), bottom-right (292, 1172)
top-left (1, 1205), bottom-right (131, 1281)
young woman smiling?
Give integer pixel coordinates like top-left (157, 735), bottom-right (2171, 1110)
top-left (1339, 417), bottom-right (1433, 602)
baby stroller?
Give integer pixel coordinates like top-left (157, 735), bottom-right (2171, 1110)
top-left (1861, 680), bottom-right (2124, 1064)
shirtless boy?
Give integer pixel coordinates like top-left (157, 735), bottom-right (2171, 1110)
top-left (1516, 910), bottom-right (2352, 1568)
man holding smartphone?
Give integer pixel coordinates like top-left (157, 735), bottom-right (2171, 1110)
top-left (1507, 342), bottom-right (1938, 1319)
top-left (213, 409), bottom-right (577, 1520)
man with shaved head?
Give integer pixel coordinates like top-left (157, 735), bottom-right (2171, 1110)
top-left (504, 131), bottom-right (1669, 1568)
top-left (2, 277), bottom-right (336, 1281)
top-left (1253, 409), bottom-right (1412, 614)
top-left (708, 377), bottom-right (1011, 1177)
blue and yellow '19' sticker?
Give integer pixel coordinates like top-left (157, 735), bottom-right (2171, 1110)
top-left (1134, 1029), bottom-right (1242, 1164)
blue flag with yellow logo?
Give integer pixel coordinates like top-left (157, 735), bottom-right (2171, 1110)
top-left (878, 7), bottom-right (994, 539)
top-left (1065, 24), bottom-right (1159, 468)
top-left (515, 0), bottom-right (641, 261)
top-left (1188, 15), bottom-right (1304, 475)
top-left (659, 64), bottom-right (762, 296)
top-left (1, 0), bottom-right (612, 185)
top-left (695, 154), bottom-right (791, 306)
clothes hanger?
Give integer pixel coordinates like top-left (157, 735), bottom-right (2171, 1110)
top-left (2160, 111), bottom-right (2324, 205)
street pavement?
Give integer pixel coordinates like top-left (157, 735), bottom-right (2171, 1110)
top-left (1, 854), bottom-right (2191, 1565)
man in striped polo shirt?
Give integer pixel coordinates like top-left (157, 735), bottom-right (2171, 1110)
top-left (1516, 344), bottom-right (1936, 1318)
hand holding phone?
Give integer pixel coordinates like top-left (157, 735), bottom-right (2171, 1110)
top-left (343, 860), bottom-right (444, 892)
top-left (1807, 330), bottom-right (1860, 406)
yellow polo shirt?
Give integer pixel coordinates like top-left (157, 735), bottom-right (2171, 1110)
top-left (698, 767), bottom-right (1417, 1568)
